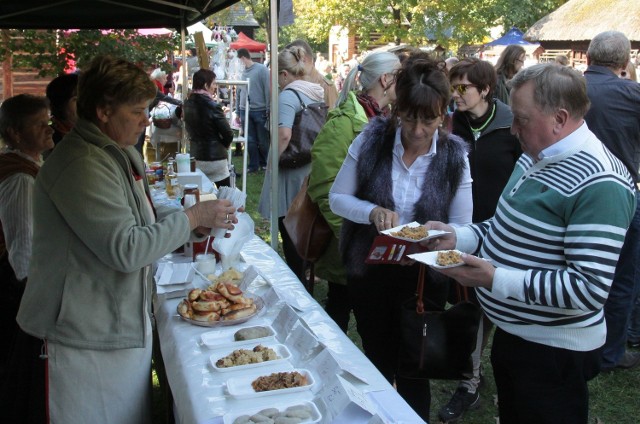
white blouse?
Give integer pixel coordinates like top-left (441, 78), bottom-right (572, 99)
top-left (0, 150), bottom-right (40, 280)
top-left (329, 127), bottom-right (473, 226)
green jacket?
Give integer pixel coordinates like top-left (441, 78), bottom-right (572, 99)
top-left (308, 92), bottom-right (368, 284)
top-left (17, 119), bottom-right (191, 350)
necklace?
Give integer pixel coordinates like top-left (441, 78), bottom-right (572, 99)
top-left (469, 103), bottom-right (496, 141)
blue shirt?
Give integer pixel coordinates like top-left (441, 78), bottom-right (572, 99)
top-left (584, 65), bottom-right (640, 182)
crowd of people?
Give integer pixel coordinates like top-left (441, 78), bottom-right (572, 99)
top-left (0, 28), bottom-right (639, 424)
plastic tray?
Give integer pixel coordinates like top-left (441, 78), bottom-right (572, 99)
top-left (210, 343), bottom-right (291, 373)
top-left (222, 400), bottom-right (321, 424)
top-left (201, 323), bottom-right (276, 349)
top-left (226, 369), bottom-right (315, 399)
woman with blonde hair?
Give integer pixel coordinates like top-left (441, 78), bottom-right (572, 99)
top-left (494, 44), bottom-right (526, 104)
top-left (308, 50), bottom-right (400, 331)
top-left (258, 46), bottom-right (325, 283)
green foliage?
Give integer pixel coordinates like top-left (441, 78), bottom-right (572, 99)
top-left (0, 29), bottom-right (180, 77)
top-left (492, 0), bottom-right (567, 30)
top-left (291, 0), bottom-right (569, 51)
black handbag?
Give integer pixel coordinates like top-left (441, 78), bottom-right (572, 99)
top-left (278, 89), bottom-right (328, 169)
top-left (398, 264), bottom-right (482, 380)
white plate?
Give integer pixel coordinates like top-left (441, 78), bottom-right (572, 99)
top-left (408, 250), bottom-right (466, 269)
top-left (178, 295), bottom-right (264, 327)
top-left (201, 323), bottom-right (277, 349)
top-left (381, 221), bottom-right (450, 243)
top-left (226, 369), bottom-right (315, 399)
top-left (222, 400), bottom-right (321, 424)
top-left (210, 343), bottom-right (291, 372)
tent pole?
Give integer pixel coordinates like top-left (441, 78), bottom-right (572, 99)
top-left (269, 0), bottom-right (279, 251)
top-left (180, 21), bottom-right (188, 153)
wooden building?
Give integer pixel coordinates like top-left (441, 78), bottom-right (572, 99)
top-left (525, 0), bottom-right (640, 68)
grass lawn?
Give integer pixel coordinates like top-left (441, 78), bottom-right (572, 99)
top-left (153, 152), bottom-right (640, 424)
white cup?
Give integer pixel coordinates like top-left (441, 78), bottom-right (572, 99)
top-left (219, 253), bottom-right (239, 271)
top-left (195, 253), bottom-right (216, 275)
top-left (176, 153), bottom-right (191, 174)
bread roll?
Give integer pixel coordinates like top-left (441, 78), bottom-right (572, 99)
top-left (191, 310), bottom-right (220, 322)
top-left (222, 304), bottom-right (256, 321)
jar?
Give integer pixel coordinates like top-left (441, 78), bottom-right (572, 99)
top-left (145, 168), bottom-right (157, 186)
top-left (190, 157), bottom-right (196, 172)
top-left (150, 162), bottom-right (163, 181)
top-left (181, 184), bottom-right (200, 205)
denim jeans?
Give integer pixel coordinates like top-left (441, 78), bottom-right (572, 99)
top-left (239, 109), bottom-right (270, 171)
top-left (602, 192), bottom-right (640, 367)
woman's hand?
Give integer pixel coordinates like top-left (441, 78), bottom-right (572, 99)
top-left (369, 206), bottom-right (399, 232)
top-left (420, 221), bottom-right (457, 251)
top-left (184, 199), bottom-right (238, 232)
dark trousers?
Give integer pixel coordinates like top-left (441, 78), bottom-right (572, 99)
top-left (491, 327), bottom-right (600, 424)
top-left (0, 329), bottom-right (47, 423)
top-left (602, 192), bottom-right (640, 367)
top-left (325, 282), bottom-right (351, 333)
top-left (348, 264), bottom-right (449, 422)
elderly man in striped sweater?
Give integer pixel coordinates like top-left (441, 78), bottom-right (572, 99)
top-left (426, 63), bottom-right (635, 424)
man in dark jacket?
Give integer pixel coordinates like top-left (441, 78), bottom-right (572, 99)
top-left (584, 30), bottom-right (640, 372)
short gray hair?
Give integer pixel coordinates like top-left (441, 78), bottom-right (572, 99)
top-left (587, 31), bottom-right (630, 69)
top-left (510, 63), bottom-right (590, 120)
top-left (336, 51), bottom-right (399, 107)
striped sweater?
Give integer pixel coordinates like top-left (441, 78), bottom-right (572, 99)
top-left (456, 126), bottom-right (635, 351)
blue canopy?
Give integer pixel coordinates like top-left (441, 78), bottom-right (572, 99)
top-left (485, 27), bottom-right (534, 46)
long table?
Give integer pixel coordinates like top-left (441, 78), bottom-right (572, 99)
top-left (153, 234), bottom-right (425, 424)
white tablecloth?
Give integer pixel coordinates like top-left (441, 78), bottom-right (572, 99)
top-left (153, 235), bottom-right (425, 424)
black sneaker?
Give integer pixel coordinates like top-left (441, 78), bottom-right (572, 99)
top-left (438, 387), bottom-right (481, 423)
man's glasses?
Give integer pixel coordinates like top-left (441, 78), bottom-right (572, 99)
top-left (450, 84), bottom-right (477, 96)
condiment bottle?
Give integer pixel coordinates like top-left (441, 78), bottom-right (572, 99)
top-left (165, 158), bottom-right (178, 198)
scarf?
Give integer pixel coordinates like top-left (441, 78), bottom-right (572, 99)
top-left (283, 80), bottom-right (324, 103)
top-left (356, 92), bottom-right (387, 118)
top-left (51, 116), bottom-right (74, 138)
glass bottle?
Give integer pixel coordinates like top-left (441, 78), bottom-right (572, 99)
top-left (165, 158), bottom-right (178, 198)
top-left (229, 162), bottom-right (236, 189)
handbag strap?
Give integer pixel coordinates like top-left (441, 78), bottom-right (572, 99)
top-left (414, 262), bottom-right (471, 314)
top-left (284, 88), bottom-right (307, 110)
top-left (416, 264), bottom-right (426, 314)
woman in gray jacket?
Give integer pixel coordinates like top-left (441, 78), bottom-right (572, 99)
top-left (12, 56), bottom-right (240, 424)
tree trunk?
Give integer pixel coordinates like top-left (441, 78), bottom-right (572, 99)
top-left (2, 30), bottom-right (13, 100)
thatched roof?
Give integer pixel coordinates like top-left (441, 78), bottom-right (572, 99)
top-left (525, 0), bottom-right (640, 42)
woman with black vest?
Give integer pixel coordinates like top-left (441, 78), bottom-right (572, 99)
top-left (329, 53), bottom-right (473, 422)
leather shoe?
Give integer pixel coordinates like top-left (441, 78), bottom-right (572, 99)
top-left (601, 351), bottom-right (640, 373)
top-left (628, 339), bottom-right (640, 349)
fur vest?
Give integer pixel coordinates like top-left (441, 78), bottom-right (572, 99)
top-left (340, 116), bottom-right (469, 279)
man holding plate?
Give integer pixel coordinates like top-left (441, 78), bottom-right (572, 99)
top-left (423, 63), bottom-right (635, 424)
